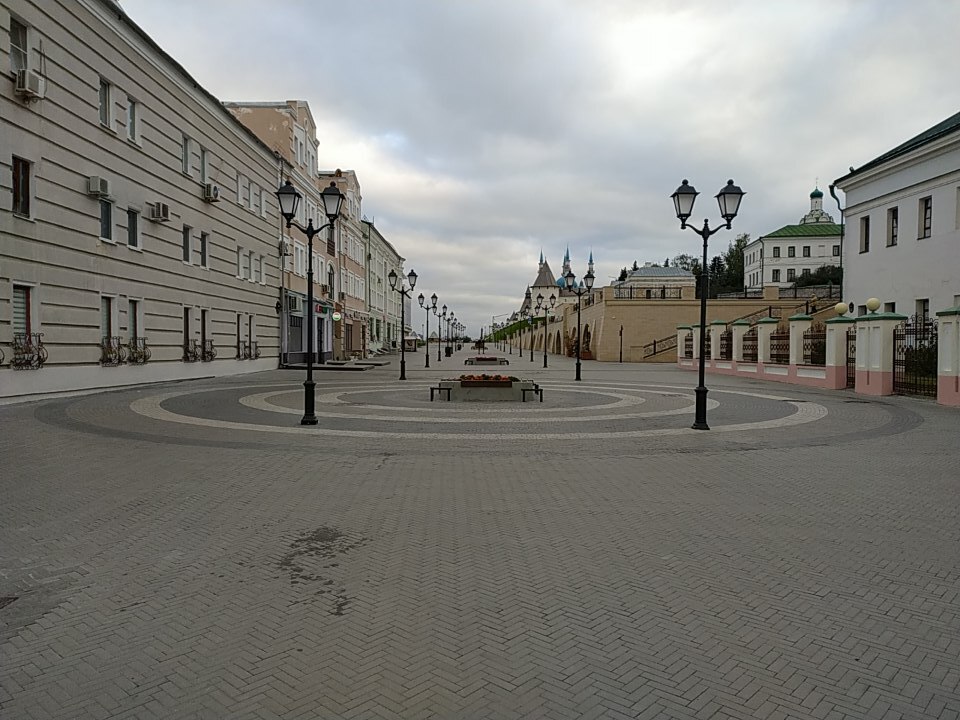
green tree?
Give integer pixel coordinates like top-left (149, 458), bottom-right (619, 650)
top-left (617, 267), bottom-right (628, 281)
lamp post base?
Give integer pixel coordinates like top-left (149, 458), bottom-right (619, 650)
top-left (301, 380), bottom-right (318, 425)
top-left (575, 361), bottom-right (581, 381)
top-left (691, 385), bottom-right (709, 430)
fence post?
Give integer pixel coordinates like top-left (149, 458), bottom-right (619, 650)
top-left (676, 325), bottom-right (691, 365)
top-left (788, 313), bottom-right (812, 366)
top-left (855, 310), bottom-right (906, 396)
top-left (824, 315), bottom-right (856, 389)
top-left (731, 319), bottom-right (751, 362)
top-left (710, 320), bottom-right (726, 361)
top-left (936, 305), bottom-right (960, 406)
top-left (756, 317), bottom-right (779, 364)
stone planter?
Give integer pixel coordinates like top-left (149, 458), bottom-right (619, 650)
top-left (434, 379), bottom-right (538, 402)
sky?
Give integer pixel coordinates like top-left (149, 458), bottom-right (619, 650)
top-left (122, 0), bottom-right (960, 337)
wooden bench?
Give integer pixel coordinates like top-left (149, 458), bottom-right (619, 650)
top-left (521, 384), bottom-right (543, 403)
top-left (430, 385), bottom-right (452, 401)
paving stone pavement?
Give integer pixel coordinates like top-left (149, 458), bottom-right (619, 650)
top-left (1, 347), bottom-right (959, 719)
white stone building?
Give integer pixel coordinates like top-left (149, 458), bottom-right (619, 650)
top-left (361, 219), bottom-right (404, 353)
top-left (834, 110), bottom-right (960, 318)
top-left (1, 0), bottom-right (282, 398)
top-left (743, 189), bottom-right (842, 290)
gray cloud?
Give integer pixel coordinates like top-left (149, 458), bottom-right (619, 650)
top-left (124, 0), bottom-right (960, 334)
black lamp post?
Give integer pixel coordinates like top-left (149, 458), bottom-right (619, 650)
top-left (276, 179), bottom-right (343, 425)
top-left (447, 312), bottom-right (455, 356)
top-left (418, 292), bottom-right (437, 368)
top-left (388, 268), bottom-right (418, 380)
top-left (564, 267), bottom-right (595, 381)
top-left (434, 305), bottom-right (442, 363)
top-left (528, 312), bottom-right (535, 363)
top-left (671, 178), bottom-right (745, 430)
top-left (440, 306), bottom-right (447, 361)
top-left (534, 293), bottom-right (556, 368)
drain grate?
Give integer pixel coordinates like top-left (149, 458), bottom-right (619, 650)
top-left (0, 596), bottom-right (18, 610)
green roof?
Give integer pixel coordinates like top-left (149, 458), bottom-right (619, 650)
top-left (763, 223), bottom-right (842, 238)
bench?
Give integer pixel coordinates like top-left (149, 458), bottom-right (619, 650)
top-left (521, 384), bottom-right (543, 403)
top-left (464, 358), bottom-right (509, 365)
top-left (430, 385), bottom-right (452, 401)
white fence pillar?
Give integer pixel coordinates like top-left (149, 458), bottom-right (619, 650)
top-left (936, 306), bottom-right (960, 406)
top-left (756, 317), bottom-right (779, 364)
top-left (731, 319), bottom-right (750, 362)
top-left (855, 311), bottom-right (906, 396)
top-left (788, 314), bottom-right (812, 366)
top-left (824, 316), bottom-right (856, 389)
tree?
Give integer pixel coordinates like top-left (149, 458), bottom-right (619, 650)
top-left (671, 253), bottom-right (697, 271)
top-left (794, 264), bottom-right (843, 287)
top-left (631, 260), bottom-right (639, 271)
top-left (663, 258), bottom-right (670, 267)
top-left (617, 267), bottom-right (628, 282)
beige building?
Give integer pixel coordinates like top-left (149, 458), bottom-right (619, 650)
top-left (321, 169), bottom-right (367, 358)
top-left (1, 0), bottom-right (280, 398)
top-left (362, 219), bottom-right (404, 353)
top-left (225, 100), bottom-right (337, 363)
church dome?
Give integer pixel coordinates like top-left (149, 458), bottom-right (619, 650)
top-left (810, 187), bottom-right (824, 199)
top-left (556, 276), bottom-right (566, 288)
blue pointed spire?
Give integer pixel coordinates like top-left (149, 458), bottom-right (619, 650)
top-left (539, 249), bottom-right (544, 265)
top-left (564, 246), bottom-right (570, 262)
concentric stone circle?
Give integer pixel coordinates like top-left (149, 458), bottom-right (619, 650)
top-left (129, 381), bottom-right (828, 440)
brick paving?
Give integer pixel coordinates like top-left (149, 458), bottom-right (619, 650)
top-left (1, 348), bottom-right (959, 719)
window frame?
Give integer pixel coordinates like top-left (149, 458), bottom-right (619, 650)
top-left (12, 155), bottom-right (31, 217)
top-left (99, 199), bottom-right (114, 242)
top-left (98, 78), bottom-right (113, 130)
top-left (10, 17), bottom-right (28, 74)
top-left (918, 196), bottom-right (932, 239)
top-left (787, 246), bottom-right (796, 258)
top-left (859, 216), bottom-right (870, 253)
top-left (887, 206), bottom-right (898, 246)
top-left (772, 247), bottom-right (780, 258)
top-left (786, 268), bottom-right (796, 282)
top-left (126, 207), bottom-right (140, 249)
top-left (181, 134), bottom-right (191, 176)
top-left (199, 231), bottom-right (209, 268)
top-left (12, 284), bottom-right (32, 335)
top-left (802, 246), bottom-right (811, 258)
top-left (832, 245), bottom-right (840, 257)
top-left (182, 225), bottom-right (192, 263)
top-left (126, 97), bottom-right (139, 143)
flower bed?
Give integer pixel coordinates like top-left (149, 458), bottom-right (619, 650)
top-left (457, 373), bottom-right (517, 387)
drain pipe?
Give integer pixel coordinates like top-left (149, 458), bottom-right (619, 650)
top-left (828, 184), bottom-right (845, 305)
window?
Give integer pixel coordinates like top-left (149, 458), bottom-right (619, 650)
top-left (241, 249), bottom-right (251, 279)
top-left (101, 296), bottom-right (113, 337)
top-left (98, 78), bottom-right (112, 128)
top-left (182, 225), bottom-right (191, 262)
top-left (13, 285), bottom-right (31, 335)
top-left (236, 247), bottom-right (243, 277)
top-left (787, 246), bottom-right (796, 258)
top-left (769, 269), bottom-right (778, 282)
top-left (801, 268), bottom-right (810, 276)
top-left (10, 18), bottom-right (28, 74)
top-left (12, 156), bottom-right (30, 217)
top-left (126, 97), bottom-right (138, 142)
top-left (128, 299), bottom-right (139, 340)
top-left (857, 304), bottom-right (867, 317)
top-left (919, 196), bottom-right (932, 238)
top-left (802, 246), bottom-right (810, 257)
top-left (887, 207), bottom-right (898, 246)
top-left (199, 232), bottom-right (208, 267)
top-left (200, 147), bottom-right (208, 183)
top-left (100, 199), bottom-right (113, 241)
top-left (260, 191), bottom-right (267, 217)
top-left (884, 302), bottom-right (896, 313)
top-left (253, 254), bottom-right (261, 283)
top-left (786, 268), bottom-right (796, 281)
top-left (248, 251), bottom-right (255, 281)
top-left (260, 255), bottom-right (267, 284)
top-left (236, 174), bottom-right (244, 204)
top-left (859, 216), bottom-right (870, 253)
top-left (183, 307), bottom-right (191, 346)
top-left (832, 245), bottom-right (840, 257)
top-left (181, 134), bottom-right (191, 175)
top-left (772, 247), bottom-right (780, 258)
top-left (126, 208), bottom-right (140, 248)
top-left (916, 298), bottom-right (930, 322)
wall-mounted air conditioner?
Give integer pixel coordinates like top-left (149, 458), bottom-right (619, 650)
top-left (87, 176), bottom-right (111, 197)
top-left (203, 183), bottom-right (221, 202)
top-left (149, 202), bottom-right (170, 222)
top-left (15, 69), bottom-right (44, 99)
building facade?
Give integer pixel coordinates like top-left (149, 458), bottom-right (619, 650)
top-left (361, 219), bottom-right (403, 354)
top-left (743, 189), bottom-right (842, 290)
top-left (321, 169), bottom-right (367, 358)
top-left (2, 0), bottom-right (279, 398)
top-left (225, 100), bottom-right (337, 364)
top-left (834, 110), bottom-right (960, 317)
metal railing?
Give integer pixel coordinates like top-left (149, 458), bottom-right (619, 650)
top-left (128, 336), bottom-right (151, 364)
top-left (242, 340), bottom-right (260, 360)
top-left (201, 339), bottom-right (217, 362)
top-left (769, 330), bottom-right (790, 365)
top-left (719, 330), bottom-right (732, 360)
top-left (644, 335), bottom-right (678, 358)
top-left (802, 324), bottom-right (826, 365)
top-left (100, 335), bottom-right (127, 366)
top-left (683, 334), bottom-right (693, 359)
top-left (742, 327), bottom-right (758, 362)
top-left (12, 332), bottom-right (47, 370)
top-left (182, 338), bottom-right (200, 362)
top-left (613, 286), bottom-right (683, 300)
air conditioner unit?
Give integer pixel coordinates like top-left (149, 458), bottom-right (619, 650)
top-left (15, 69), bottom-right (44, 99)
top-left (279, 240), bottom-right (291, 256)
top-left (203, 183), bottom-right (221, 202)
top-left (319, 284), bottom-right (329, 293)
top-left (86, 176), bottom-right (111, 197)
top-left (339, 292), bottom-right (346, 301)
top-left (149, 202), bottom-right (170, 222)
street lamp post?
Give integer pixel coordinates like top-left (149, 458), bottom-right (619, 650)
top-left (564, 267), bottom-right (595, 381)
top-left (440, 306), bottom-right (447, 362)
top-left (534, 293), bottom-right (556, 368)
top-left (528, 313), bottom-right (535, 363)
top-left (418, 292), bottom-right (437, 368)
top-left (276, 179), bottom-right (344, 425)
top-left (671, 178), bottom-right (745, 430)
top-left (388, 268), bottom-right (418, 381)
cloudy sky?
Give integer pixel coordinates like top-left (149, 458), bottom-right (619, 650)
top-left (123, 0), bottom-right (960, 336)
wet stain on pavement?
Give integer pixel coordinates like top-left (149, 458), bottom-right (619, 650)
top-left (279, 526), bottom-right (368, 615)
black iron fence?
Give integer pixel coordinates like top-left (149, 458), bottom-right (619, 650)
top-left (100, 335), bottom-right (126, 366)
top-left (613, 286), bottom-right (683, 300)
top-left (893, 316), bottom-right (937, 397)
top-left (703, 331), bottom-right (712, 359)
top-left (802, 324), bottom-right (826, 366)
top-left (128, 337), bottom-right (151, 364)
top-left (769, 330), bottom-right (790, 365)
top-left (719, 329), bottom-right (732, 360)
top-left (846, 327), bottom-right (856, 388)
top-left (742, 327), bottom-right (758, 362)
top-left (12, 332), bottom-right (47, 370)
top-left (684, 334), bottom-right (693, 359)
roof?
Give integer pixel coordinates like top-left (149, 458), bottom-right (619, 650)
top-left (626, 266), bottom-right (694, 278)
top-left (835, 109), bottom-right (960, 185)
top-left (810, 188), bottom-right (823, 198)
top-left (762, 223), bottom-right (842, 239)
top-left (532, 260), bottom-right (557, 288)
